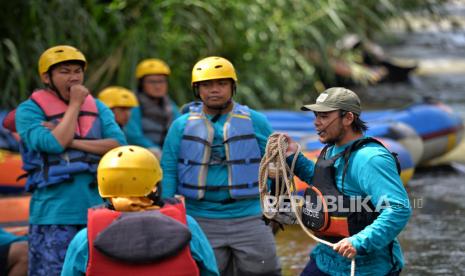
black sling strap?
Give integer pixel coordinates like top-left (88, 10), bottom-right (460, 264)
top-left (339, 137), bottom-right (402, 193)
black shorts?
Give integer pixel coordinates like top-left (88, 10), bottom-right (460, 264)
top-left (0, 243), bottom-right (11, 275)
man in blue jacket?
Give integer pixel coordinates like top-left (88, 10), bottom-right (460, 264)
top-left (61, 145), bottom-right (219, 276)
top-left (161, 56), bottom-right (281, 275)
top-left (285, 87), bottom-right (411, 275)
top-left (13, 45), bottom-right (126, 275)
top-left (125, 58), bottom-right (180, 158)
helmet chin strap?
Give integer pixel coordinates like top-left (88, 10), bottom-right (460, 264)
top-left (199, 82), bottom-right (236, 123)
top-left (47, 72), bottom-right (68, 103)
top-left (208, 97), bottom-right (233, 123)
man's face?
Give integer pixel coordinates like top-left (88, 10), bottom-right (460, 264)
top-left (197, 78), bottom-right (233, 109)
top-left (314, 110), bottom-right (345, 144)
top-left (42, 63), bottom-right (84, 101)
top-left (142, 74), bottom-right (168, 98)
top-left (112, 107), bottom-right (132, 127)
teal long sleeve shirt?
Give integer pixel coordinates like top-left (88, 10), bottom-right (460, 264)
top-left (160, 106), bottom-right (273, 219)
top-left (61, 215), bottom-right (219, 276)
top-left (125, 98), bottom-right (180, 149)
top-left (0, 228), bottom-right (27, 246)
top-left (15, 98), bottom-right (127, 225)
top-left (289, 137), bottom-right (411, 275)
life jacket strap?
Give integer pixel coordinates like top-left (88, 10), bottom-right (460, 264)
top-left (181, 135), bottom-right (212, 146)
top-left (144, 128), bottom-right (166, 135)
top-left (224, 158), bottom-right (261, 164)
top-left (319, 138), bottom-right (402, 193)
top-left (46, 154), bottom-right (101, 166)
top-left (178, 157), bottom-right (261, 166)
top-left (340, 137), bottom-right (401, 192)
top-left (16, 173), bottom-right (28, 182)
top-left (181, 182), bottom-right (259, 191)
top-left (224, 134), bottom-right (256, 144)
top-left (200, 198), bottom-right (237, 204)
top-left (178, 159), bottom-right (209, 166)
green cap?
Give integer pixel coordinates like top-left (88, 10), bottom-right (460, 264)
top-left (301, 87), bottom-right (361, 115)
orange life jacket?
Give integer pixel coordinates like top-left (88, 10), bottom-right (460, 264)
top-left (301, 138), bottom-right (400, 242)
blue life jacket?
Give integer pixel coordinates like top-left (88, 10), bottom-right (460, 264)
top-left (19, 90), bottom-right (103, 192)
top-left (177, 103), bottom-right (261, 200)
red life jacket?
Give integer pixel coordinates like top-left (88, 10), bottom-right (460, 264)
top-left (86, 202), bottom-right (199, 276)
top-left (2, 89), bottom-right (100, 136)
top-left (30, 89), bottom-right (100, 138)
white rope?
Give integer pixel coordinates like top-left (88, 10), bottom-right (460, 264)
top-left (259, 133), bottom-right (355, 276)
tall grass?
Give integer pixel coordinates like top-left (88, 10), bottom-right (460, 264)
top-left (0, 0), bottom-right (439, 109)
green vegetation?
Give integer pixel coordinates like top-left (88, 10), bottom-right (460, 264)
top-left (0, 0), bottom-right (438, 109)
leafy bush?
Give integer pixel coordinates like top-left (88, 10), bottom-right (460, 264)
top-left (0, 0), bottom-right (437, 109)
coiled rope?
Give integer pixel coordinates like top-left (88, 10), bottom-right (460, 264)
top-left (258, 133), bottom-right (355, 276)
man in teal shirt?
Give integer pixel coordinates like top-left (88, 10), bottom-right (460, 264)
top-left (285, 87), bottom-right (411, 275)
top-left (61, 146), bottom-right (219, 276)
top-left (125, 58), bottom-right (180, 158)
top-left (161, 56), bottom-right (281, 275)
top-left (14, 45), bottom-right (126, 275)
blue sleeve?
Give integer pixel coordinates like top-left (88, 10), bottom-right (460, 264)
top-left (249, 110), bottom-right (273, 155)
top-left (16, 100), bottom-right (64, 154)
top-left (61, 229), bottom-right (88, 276)
top-left (170, 99), bottom-right (181, 120)
top-left (349, 153), bottom-right (412, 253)
top-left (0, 228), bottom-right (27, 246)
top-left (186, 215), bottom-right (220, 276)
top-left (286, 153), bottom-right (316, 185)
top-left (96, 100), bottom-right (127, 145)
top-left (124, 106), bottom-right (157, 148)
top-left (161, 115), bottom-right (188, 198)
top-left (250, 110), bottom-right (278, 189)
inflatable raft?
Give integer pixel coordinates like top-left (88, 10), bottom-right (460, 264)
top-left (0, 111), bottom-right (25, 193)
top-left (0, 196), bottom-right (29, 235)
top-left (0, 102), bottom-right (462, 204)
top-left (0, 149), bottom-right (26, 193)
top-left (263, 101), bottom-right (464, 167)
top-left (364, 102), bottom-right (464, 164)
top-left (296, 136), bottom-right (414, 187)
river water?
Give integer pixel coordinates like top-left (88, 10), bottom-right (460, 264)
top-left (275, 2), bottom-right (465, 275)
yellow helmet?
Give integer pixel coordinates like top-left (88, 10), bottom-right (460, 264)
top-left (135, 59), bottom-right (171, 79)
top-left (38, 45), bottom-right (87, 75)
top-left (98, 86), bottom-right (139, 109)
top-left (191, 56), bottom-right (238, 85)
top-left (97, 146), bottom-right (162, 198)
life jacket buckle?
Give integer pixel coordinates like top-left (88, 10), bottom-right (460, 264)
top-left (61, 152), bottom-right (70, 164)
top-left (209, 154), bottom-right (225, 165)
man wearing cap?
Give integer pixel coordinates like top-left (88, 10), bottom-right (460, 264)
top-left (285, 87), bottom-right (411, 275)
